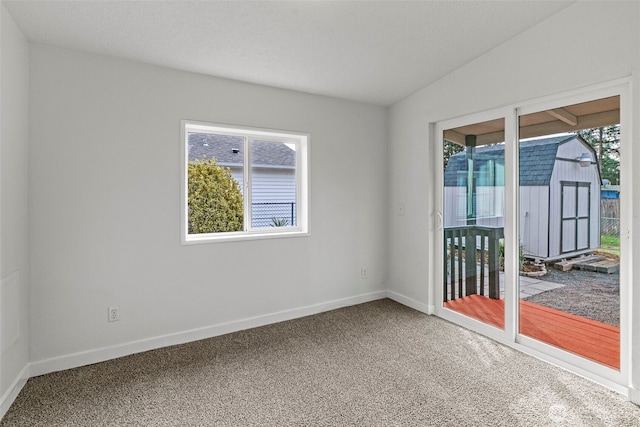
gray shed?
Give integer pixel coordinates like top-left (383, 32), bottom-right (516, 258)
top-left (444, 134), bottom-right (601, 260)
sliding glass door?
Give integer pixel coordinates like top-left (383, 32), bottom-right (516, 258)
top-left (435, 83), bottom-right (629, 385)
top-left (518, 96), bottom-right (621, 370)
top-left (441, 117), bottom-right (506, 330)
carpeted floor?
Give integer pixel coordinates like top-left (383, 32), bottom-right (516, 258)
top-left (2, 299), bottom-right (639, 426)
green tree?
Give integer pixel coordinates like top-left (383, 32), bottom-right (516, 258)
top-left (444, 140), bottom-right (465, 169)
top-left (188, 158), bottom-right (244, 233)
top-left (577, 125), bottom-right (620, 184)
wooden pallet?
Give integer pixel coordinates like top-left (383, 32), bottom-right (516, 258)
top-left (554, 254), bottom-right (619, 274)
top-left (573, 258), bottom-right (619, 274)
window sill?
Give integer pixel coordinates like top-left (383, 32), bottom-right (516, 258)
top-left (181, 229), bottom-right (310, 245)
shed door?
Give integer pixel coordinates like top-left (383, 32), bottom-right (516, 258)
top-left (560, 181), bottom-right (590, 254)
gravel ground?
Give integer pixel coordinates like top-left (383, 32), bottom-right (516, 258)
top-left (524, 267), bottom-right (620, 327)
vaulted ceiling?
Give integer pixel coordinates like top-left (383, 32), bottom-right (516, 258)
top-left (4, 1), bottom-right (574, 106)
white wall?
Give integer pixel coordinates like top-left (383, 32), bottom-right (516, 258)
top-left (7, 0), bottom-right (639, 409)
top-left (0, 4), bottom-right (29, 415)
top-left (388, 1), bottom-right (639, 394)
top-left (28, 45), bottom-right (388, 371)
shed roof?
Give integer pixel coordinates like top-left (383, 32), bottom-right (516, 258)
top-left (444, 134), bottom-right (589, 186)
top-left (188, 133), bottom-right (295, 167)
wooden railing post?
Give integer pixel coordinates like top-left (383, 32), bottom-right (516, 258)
top-left (443, 230), bottom-right (449, 303)
top-left (465, 230), bottom-right (477, 296)
top-left (487, 228), bottom-right (501, 299)
top-left (444, 225), bottom-right (503, 302)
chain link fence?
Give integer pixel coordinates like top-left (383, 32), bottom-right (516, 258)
top-left (252, 202), bottom-right (296, 228)
top-left (600, 217), bottom-right (620, 237)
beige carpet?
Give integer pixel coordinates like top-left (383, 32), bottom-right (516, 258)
top-left (2, 299), bottom-right (639, 426)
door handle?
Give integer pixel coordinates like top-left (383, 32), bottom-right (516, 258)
top-left (436, 211), bottom-right (443, 230)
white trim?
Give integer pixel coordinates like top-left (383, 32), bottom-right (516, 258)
top-left (29, 291), bottom-right (387, 377)
top-left (427, 122), bottom-right (438, 314)
top-left (629, 386), bottom-right (640, 406)
top-left (180, 120), bottom-right (310, 245)
top-left (436, 307), bottom-right (627, 396)
top-left (1, 271), bottom-right (21, 354)
top-left (0, 364), bottom-right (29, 420)
top-left (185, 120), bottom-right (306, 143)
top-left (181, 229), bottom-right (310, 245)
top-left (431, 79), bottom-right (632, 392)
top-left (504, 108), bottom-right (519, 343)
top-left (434, 107), bottom-right (507, 328)
top-left (436, 306), bottom-right (507, 343)
top-left (517, 78), bottom-right (630, 116)
top-left (514, 335), bottom-right (627, 396)
top-left (617, 80), bottom-right (633, 393)
top-left (517, 333), bottom-right (625, 384)
top-left (386, 290), bottom-right (432, 314)
top-left (244, 135), bottom-right (252, 229)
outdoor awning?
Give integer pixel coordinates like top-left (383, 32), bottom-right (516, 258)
top-left (444, 96), bottom-right (620, 145)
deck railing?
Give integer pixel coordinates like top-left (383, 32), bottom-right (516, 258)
top-left (444, 226), bottom-right (504, 302)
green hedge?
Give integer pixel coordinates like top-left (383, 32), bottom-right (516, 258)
top-left (188, 158), bottom-right (243, 233)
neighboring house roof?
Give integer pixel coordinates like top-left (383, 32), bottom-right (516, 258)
top-left (188, 133), bottom-right (295, 168)
top-left (444, 135), bottom-right (594, 186)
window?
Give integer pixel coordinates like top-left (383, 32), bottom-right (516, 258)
top-left (181, 121), bottom-right (309, 243)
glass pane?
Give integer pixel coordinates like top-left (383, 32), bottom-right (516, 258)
top-left (250, 140), bottom-right (297, 229)
top-left (443, 118), bottom-right (505, 329)
top-left (187, 132), bottom-right (244, 234)
top-left (518, 96), bottom-right (620, 370)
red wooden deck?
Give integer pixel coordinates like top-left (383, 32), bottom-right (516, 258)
top-left (444, 295), bottom-right (620, 369)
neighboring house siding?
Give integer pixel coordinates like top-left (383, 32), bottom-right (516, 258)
top-left (252, 168), bottom-right (296, 227)
top-left (226, 166), bottom-right (296, 227)
top-left (225, 167), bottom-right (295, 204)
top-left (251, 168), bottom-right (296, 203)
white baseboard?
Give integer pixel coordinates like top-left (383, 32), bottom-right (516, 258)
top-left (30, 290), bottom-right (388, 377)
top-left (629, 386), bottom-right (640, 406)
top-left (0, 364), bottom-right (29, 420)
top-left (386, 290), bottom-right (432, 314)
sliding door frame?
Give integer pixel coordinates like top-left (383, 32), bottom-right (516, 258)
top-left (434, 107), bottom-right (518, 345)
top-left (432, 78), bottom-right (632, 394)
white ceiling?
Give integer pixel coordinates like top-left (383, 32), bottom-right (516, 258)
top-left (3, 1), bottom-right (574, 106)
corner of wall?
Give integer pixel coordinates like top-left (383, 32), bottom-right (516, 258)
top-left (629, 385), bottom-right (640, 406)
top-left (0, 365), bottom-right (29, 420)
top-left (386, 290), bottom-right (432, 314)
top-left (0, 3), bottom-right (31, 420)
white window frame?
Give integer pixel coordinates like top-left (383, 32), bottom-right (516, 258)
top-left (433, 78), bottom-right (632, 396)
top-left (181, 120), bottom-right (309, 244)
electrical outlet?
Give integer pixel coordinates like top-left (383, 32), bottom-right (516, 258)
top-left (361, 267), bottom-right (368, 279)
top-left (108, 306), bottom-right (120, 322)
